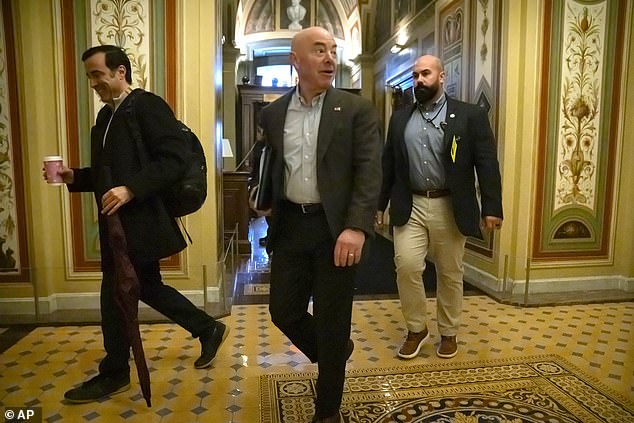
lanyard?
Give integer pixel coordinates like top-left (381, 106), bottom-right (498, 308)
top-left (417, 98), bottom-right (447, 131)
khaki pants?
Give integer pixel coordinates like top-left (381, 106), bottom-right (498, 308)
top-left (393, 195), bottom-right (467, 336)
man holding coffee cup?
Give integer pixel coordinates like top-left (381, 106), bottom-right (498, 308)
top-left (43, 45), bottom-right (228, 404)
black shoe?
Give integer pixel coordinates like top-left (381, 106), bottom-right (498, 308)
top-left (64, 374), bottom-right (130, 404)
top-left (195, 321), bottom-right (229, 369)
top-left (259, 236), bottom-right (268, 246)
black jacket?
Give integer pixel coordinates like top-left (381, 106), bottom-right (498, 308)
top-left (68, 90), bottom-right (187, 260)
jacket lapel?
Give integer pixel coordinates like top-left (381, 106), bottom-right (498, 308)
top-left (397, 104), bottom-right (417, 159)
top-left (91, 107), bottom-right (111, 166)
top-left (317, 87), bottom-right (337, 163)
top-left (443, 97), bottom-right (459, 154)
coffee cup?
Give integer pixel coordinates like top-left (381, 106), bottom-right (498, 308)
top-left (43, 155), bottom-right (64, 185)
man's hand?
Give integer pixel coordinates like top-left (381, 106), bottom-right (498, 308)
top-left (42, 165), bottom-right (74, 184)
top-left (482, 216), bottom-right (503, 231)
top-left (101, 186), bottom-right (135, 215)
top-left (334, 228), bottom-right (365, 267)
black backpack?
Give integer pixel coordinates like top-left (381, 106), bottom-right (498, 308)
top-left (123, 89), bottom-right (207, 218)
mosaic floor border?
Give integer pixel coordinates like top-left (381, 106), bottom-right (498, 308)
top-left (260, 354), bottom-right (634, 423)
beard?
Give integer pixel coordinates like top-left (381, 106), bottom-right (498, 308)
top-left (414, 81), bottom-right (440, 104)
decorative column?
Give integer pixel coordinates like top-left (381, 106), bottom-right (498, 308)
top-left (354, 54), bottom-right (375, 101)
top-left (222, 45), bottom-right (241, 170)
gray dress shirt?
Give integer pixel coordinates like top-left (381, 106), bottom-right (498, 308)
top-left (283, 87), bottom-right (325, 204)
top-left (404, 93), bottom-right (448, 191)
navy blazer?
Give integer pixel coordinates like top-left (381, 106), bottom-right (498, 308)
top-left (259, 87), bottom-right (383, 252)
top-left (378, 96), bottom-right (503, 239)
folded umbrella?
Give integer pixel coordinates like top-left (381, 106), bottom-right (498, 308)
top-left (106, 213), bottom-right (152, 407)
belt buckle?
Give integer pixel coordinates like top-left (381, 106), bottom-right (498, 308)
top-left (301, 204), bottom-right (309, 214)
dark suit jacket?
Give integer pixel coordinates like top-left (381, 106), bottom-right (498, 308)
top-left (259, 87), bottom-right (382, 252)
top-left (68, 91), bottom-right (187, 260)
top-left (378, 96), bottom-right (503, 239)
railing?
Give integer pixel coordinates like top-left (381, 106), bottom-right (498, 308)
top-left (216, 223), bottom-right (240, 314)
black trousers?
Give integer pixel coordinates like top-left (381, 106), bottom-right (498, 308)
top-left (269, 204), bottom-right (355, 416)
top-left (98, 253), bottom-right (216, 377)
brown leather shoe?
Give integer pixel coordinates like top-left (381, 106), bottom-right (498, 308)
top-left (397, 328), bottom-right (430, 359)
top-left (436, 335), bottom-right (458, 358)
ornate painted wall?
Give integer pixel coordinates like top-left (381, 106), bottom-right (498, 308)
top-left (380, 0), bottom-right (503, 258)
top-left (242, 0), bottom-right (345, 37)
top-left (533, 0), bottom-right (627, 261)
top-left (0, 0), bottom-right (29, 282)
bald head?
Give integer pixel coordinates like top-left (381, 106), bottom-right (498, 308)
top-left (291, 26), bottom-right (334, 51)
top-left (290, 26), bottom-right (337, 102)
top-left (415, 55), bottom-right (444, 72)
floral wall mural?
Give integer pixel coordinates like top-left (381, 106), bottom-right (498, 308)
top-left (0, 0), bottom-right (28, 282)
top-left (0, 17), bottom-right (18, 274)
top-left (534, 0), bottom-right (626, 259)
top-left (90, 0), bottom-right (151, 116)
top-left (554, 4), bottom-right (604, 210)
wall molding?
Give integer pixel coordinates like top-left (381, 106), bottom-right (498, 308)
top-left (0, 288), bottom-right (220, 316)
top-left (464, 263), bottom-right (634, 299)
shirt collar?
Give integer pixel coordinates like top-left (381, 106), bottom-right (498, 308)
top-left (292, 85), bottom-right (326, 108)
top-left (109, 87), bottom-right (132, 111)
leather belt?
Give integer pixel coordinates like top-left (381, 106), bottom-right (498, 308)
top-left (412, 189), bottom-right (450, 198)
top-left (284, 200), bottom-right (324, 214)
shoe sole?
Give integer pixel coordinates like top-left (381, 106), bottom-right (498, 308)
top-left (64, 383), bottom-right (130, 404)
top-left (397, 332), bottom-right (430, 359)
top-left (195, 325), bottom-right (230, 369)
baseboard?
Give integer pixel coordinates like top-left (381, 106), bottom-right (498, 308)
top-left (0, 288), bottom-right (221, 316)
top-left (464, 265), bottom-right (634, 305)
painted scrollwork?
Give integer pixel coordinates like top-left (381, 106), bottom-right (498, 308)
top-left (93, 0), bottom-right (148, 88)
top-left (0, 27), bottom-right (18, 273)
top-left (556, 5), bottom-right (603, 208)
top-left (479, 0), bottom-right (489, 62)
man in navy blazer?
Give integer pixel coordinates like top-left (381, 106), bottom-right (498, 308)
top-left (377, 55), bottom-right (503, 360)
top-left (257, 27), bottom-right (382, 423)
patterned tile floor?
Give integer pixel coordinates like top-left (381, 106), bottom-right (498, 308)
top-left (1, 218), bottom-right (633, 422)
top-left (1, 297), bottom-right (633, 422)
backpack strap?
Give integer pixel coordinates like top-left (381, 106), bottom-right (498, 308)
top-left (123, 88), bottom-right (150, 167)
top-left (122, 89), bottom-right (194, 245)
